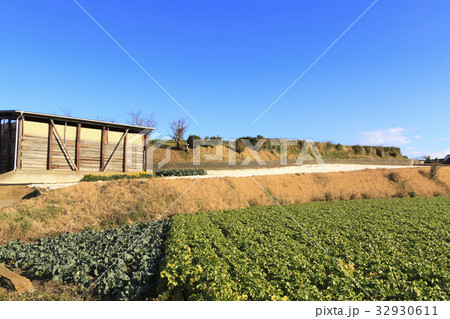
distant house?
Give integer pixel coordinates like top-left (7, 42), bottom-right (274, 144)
top-left (0, 111), bottom-right (154, 177)
top-left (444, 155), bottom-right (450, 163)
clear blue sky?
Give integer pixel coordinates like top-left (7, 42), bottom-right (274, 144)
top-left (1, 0), bottom-right (449, 158)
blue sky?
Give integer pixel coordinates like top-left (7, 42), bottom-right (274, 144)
top-left (1, 0), bottom-right (449, 158)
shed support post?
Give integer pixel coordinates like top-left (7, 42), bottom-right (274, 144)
top-left (16, 116), bottom-right (24, 170)
top-left (76, 123), bottom-right (81, 170)
top-left (0, 120), bottom-right (3, 171)
top-left (100, 126), bottom-right (106, 171)
top-left (6, 120), bottom-right (12, 171)
top-left (47, 120), bottom-right (53, 170)
top-left (144, 134), bottom-right (149, 172)
top-left (123, 130), bottom-right (128, 172)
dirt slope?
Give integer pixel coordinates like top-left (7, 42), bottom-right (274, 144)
top-left (0, 186), bottom-right (36, 209)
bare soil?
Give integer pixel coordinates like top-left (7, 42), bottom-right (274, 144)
top-left (0, 185), bottom-right (36, 209)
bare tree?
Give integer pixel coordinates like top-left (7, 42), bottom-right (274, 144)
top-left (59, 107), bottom-right (73, 117)
top-left (128, 109), bottom-right (157, 128)
top-left (169, 118), bottom-right (189, 150)
top-left (96, 115), bottom-right (117, 123)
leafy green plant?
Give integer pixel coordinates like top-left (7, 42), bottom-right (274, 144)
top-left (81, 172), bottom-right (153, 182)
top-left (352, 145), bottom-right (362, 155)
top-left (153, 169), bottom-right (206, 177)
top-left (81, 169), bottom-right (206, 181)
top-left (235, 136), bottom-right (271, 154)
top-left (376, 147), bottom-right (383, 157)
top-left (186, 135), bottom-right (201, 149)
top-left (430, 162), bottom-right (441, 179)
top-left (383, 147), bottom-right (401, 157)
top-left (0, 220), bottom-right (169, 300)
top-left (235, 138), bottom-right (246, 154)
top-left (387, 172), bottom-right (401, 184)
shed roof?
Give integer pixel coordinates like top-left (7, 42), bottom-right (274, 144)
top-left (0, 110), bottom-right (154, 134)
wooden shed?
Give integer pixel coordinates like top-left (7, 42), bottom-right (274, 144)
top-left (0, 110), bottom-right (154, 175)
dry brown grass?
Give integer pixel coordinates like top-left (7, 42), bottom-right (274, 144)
top-left (1, 167), bottom-right (449, 244)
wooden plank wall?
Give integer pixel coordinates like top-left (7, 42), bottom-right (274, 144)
top-left (127, 143), bottom-right (144, 172)
top-left (17, 120), bottom-right (144, 172)
top-left (21, 134), bottom-right (48, 170)
top-left (0, 121), bottom-right (16, 174)
top-left (52, 134), bottom-right (76, 170)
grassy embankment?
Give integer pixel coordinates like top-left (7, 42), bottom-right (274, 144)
top-left (152, 140), bottom-right (406, 164)
top-left (0, 166), bottom-right (449, 244)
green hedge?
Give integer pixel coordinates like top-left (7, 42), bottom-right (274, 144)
top-left (81, 169), bottom-right (206, 182)
top-left (81, 172), bottom-right (153, 182)
top-left (153, 168), bottom-right (207, 177)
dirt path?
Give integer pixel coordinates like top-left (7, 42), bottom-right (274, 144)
top-left (169, 164), bottom-right (417, 179)
top-left (0, 185), bottom-right (36, 208)
top-left (0, 200), bottom-right (15, 209)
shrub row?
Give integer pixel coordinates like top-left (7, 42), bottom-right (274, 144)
top-left (153, 169), bottom-right (207, 177)
top-left (81, 172), bottom-right (153, 182)
top-left (81, 169), bottom-right (206, 182)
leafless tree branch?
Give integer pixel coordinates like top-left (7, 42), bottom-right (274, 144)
top-left (128, 109), bottom-right (157, 129)
top-left (96, 116), bottom-right (117, 123)
top-left (169, 118), bottom-right (189, 150)
top-left (59, 107), bottom-right (73, 117)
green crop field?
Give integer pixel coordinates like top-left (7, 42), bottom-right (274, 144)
top-left (1, 196), bottom-right (449, 301)
top-left (159, 197), bottom-right (450, 301)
